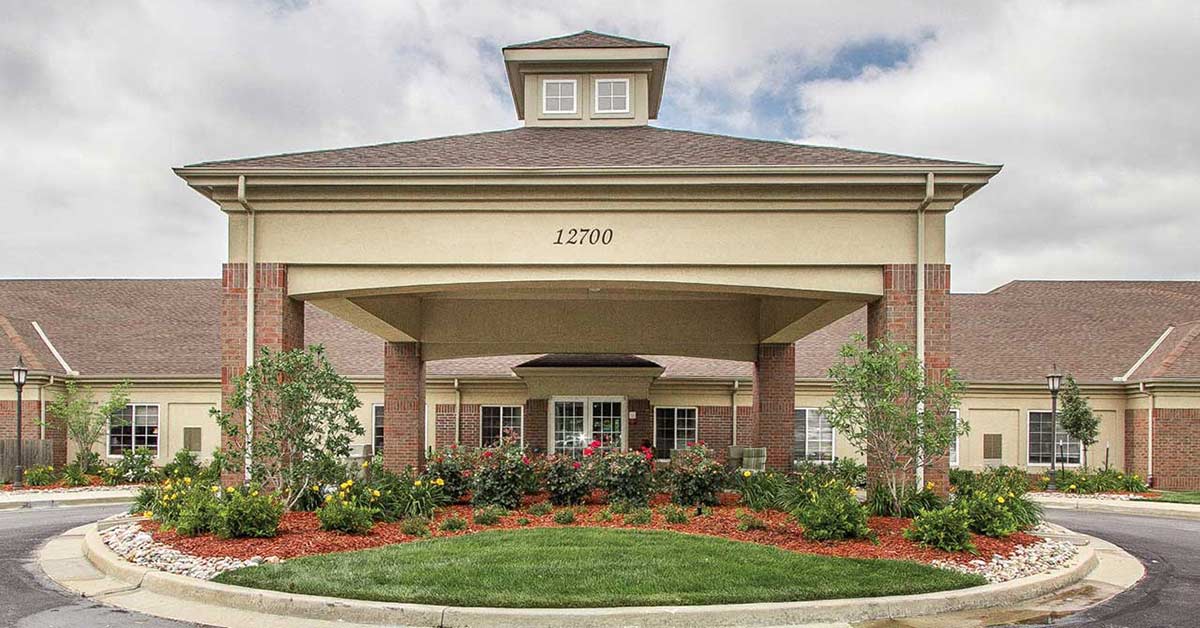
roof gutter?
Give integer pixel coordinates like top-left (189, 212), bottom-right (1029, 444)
top-left (238, 174), bottom-right (256, 480)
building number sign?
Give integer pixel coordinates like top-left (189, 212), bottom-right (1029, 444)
top-left (553, 228), bottom-right (613, 245)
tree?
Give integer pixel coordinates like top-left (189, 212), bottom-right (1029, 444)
top-left (46, 380), bottom-right (131, 471)
top-left (212, 345), bottom-right (362, 510)
top-left (823, 334), bottom-right (967, 515)
top-left (1057, 375), bottom-right (1099, 468)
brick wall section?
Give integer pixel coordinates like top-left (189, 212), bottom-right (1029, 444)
top-left (459, 404), bottom-right (481, 448)
top-left (383, 341), bottom-right (424, 471)
top-left (0, 399), bottom-right (66, 466)
top-left (524, 399), bottom-right (548, 453)
top-left (696, 405), bottom-right (746, 463)
top-left (220, 263), bottom-right (304, 484)
top-left (628, 399), bottom-right (653, 451)
top-left (866, 263), bottom-right (951, 495)
top-left (1150, 408), bottom-right (1200, 490)
top-left (1124, 409), bottom-right (1149, 479)
top-left (434, 404), bottom-right (456, 449)
top-left (753, 343), bottom-right (795, 470)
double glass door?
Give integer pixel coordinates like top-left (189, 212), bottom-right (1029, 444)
top-left (551, 397), bottom-right (625, 455)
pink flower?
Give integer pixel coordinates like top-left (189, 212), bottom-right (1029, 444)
top-left (590, 440), bottom-right (601, 449)
top-left (572, 462), bottom-right (581, 469)
top-left (522, 456), bottom-right (531, 465)
top-left (583, 447), bottom-right (594, 457)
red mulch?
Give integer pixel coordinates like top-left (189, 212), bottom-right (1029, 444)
top-left (145, 492), bottom-right (1039, 567)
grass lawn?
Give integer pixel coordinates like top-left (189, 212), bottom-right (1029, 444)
top-left (1146, 491), bottom-right (1200, 504)
top-left (213, 527), bottom-right (985, 608)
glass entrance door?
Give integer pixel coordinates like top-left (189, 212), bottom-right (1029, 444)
top-left (551, 397), bottom-right (625, 455)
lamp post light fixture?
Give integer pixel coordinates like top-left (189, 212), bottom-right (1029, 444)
top-left (11, 356), bottom-right (29, 490)
top-left (1046, 367), bottom-right (1063, 492)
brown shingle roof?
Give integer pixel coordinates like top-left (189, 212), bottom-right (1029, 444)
top-left (3, 279), bottom-right (1197, 384)
top-left (0, 314), bottom-right (65, 375)
top-left (183, 126), bottom-right (986, 170)
top-left (504, 30), bottom-right (667, 50)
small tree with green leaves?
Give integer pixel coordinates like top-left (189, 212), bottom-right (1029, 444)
top-left (824, 334), bottom-right (968, 516)
top-left (212, 345), bottom-right (362, 510)
top-left (47, 380), bottom-right (131, 472)
top-left (1057, 375), bottom-right (1099, 468)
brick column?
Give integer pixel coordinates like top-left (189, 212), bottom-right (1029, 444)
top-left (524, 399), bottom-right (548, 453)
top-left (383, 341), bottom-right (424, 471)
top-left (753, 343), bottom-right (795, 470)
top-left (866, 263), bottom-right (951, 495)
top-left (220, 263), bottom-right (305, 484)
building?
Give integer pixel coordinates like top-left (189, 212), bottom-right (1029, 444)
top-left (3, 32), bottom-right (1198, 489)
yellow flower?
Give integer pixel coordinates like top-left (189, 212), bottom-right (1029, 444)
top-left (362, 461), bottom-right (370, 468)
top-left (742, 470), bottom-right (752, 478)
top-left (1069, 484), bottom-right (1077, 490)
top-left (1009, 491), bottom-right (1015, 497)
top-left (48, 466), bottom-right (54, 472)
top-left (848, 486), bottom-right (856, 495)
top-left (997, 496), bottom-right (1005, 504)
top-left (226, 486), bottom-right (234, 493)
top-left (210, 486), bottom-right (219, 493)
top-left (184, 477), bottom-right (191, 484)
top-left (346, 479), bottom-right (354, 487)
top-left (325, 494), bottom-right (333, 502)
top-left (435, 478), bottom-right (445, 486)
top-left (339, 491), bottom-right (346, 499)
top-left (341, 500), bottom-right (349, 506)
top-left (251, 490), bottom-right (259, 497)
top-left (926, 481), bottom-right (934, 490)
top-left (143, 511), bottom-right (153, 518)
top-left (414, 480), bottom-right (423, 487)
top-left (312, 485), bottom-right (320, 492)
top-left (372, 489), bottom-right (381, 497)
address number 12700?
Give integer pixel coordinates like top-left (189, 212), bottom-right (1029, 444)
top-left (553, 228), bottom-right (614, 245)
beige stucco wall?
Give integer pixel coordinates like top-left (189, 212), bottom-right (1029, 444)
top-left (63, 382), bottom-right (222, 465)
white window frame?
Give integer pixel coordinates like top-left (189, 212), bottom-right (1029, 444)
top-left (548, 396), bottom-right (627, 454)
top-left (107, 403), bottom-right (160, 457)
top-left (480, 405), bottom-right (524, 447)
top-left (1027, 409), bottom-right (1082, 467)
top-left (372, 403), bottom-right (385, 455)
top-left (949, 409), bottom-right (960, 467)
top-left (593, 78), bottom-right (630, 114)
top-left (542, 79), bottom-right (577, 115)
top-left (794, 407), bottom-right (835, 464)
top-left (653, 406), bottom-right (698, 460)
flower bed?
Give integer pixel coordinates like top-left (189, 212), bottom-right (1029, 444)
top-left (3, 481), bottom-right (143, 493)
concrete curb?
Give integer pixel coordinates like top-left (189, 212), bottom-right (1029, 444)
top-left (1032, 495), bottom-right (1200, 520)
top-left (69, 523), bottom-right (1100, 628)
top-left (0, 491), bottom-right (137, 511)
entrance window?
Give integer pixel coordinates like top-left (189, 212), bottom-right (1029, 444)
top-left (372, 404), bottom-right (384, 454)
top-left (109, 404), bottom-right (159, 456)
top-left (793, 408), bottom-right (833, 465)
top-left (654, 407), bottom-right (697, 459)
top-left (551, 397), bottom-right (625, 455)
top-left (482, 405), bottom-right (523, 447)
top-left (1028, 411), bottom-right (1081, 465)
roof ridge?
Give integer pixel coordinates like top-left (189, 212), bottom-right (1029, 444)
top-left (504, 30), bottom-right (668, 50)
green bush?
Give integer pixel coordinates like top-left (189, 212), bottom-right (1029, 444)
top-left (425, 445), bottom-right (475, 502)
top-left (901, 486), bottom-right (946, 518)
top-left (866, 483), bottom-right (944, 517)
top-left (553, 508), bottom-right (577, 525)
top-left (954, 466), bottom-right (1040, 531)
top-left (291, 454), bottom-right (353, 512)
top-left (1050, 468), bottom-right (1148, 494)
top-left (400, 516), bottom-right (430, 537)
top-left (213, 485), bottom-right (284, 539)
top-left (794, 483), bottom-right (872, 541)
top-left (371, 468), bottom-right (447, 521)
top-left (737, 470), bottom-right (782, 511)
top-left (473, 505), bottom-right (507, 526)
top-left (659, 504), bottom-right (690, 524)
top-left (130, 485), bottom-right (157, 515)
top-left (609, 501), bottom-right (633, 515)
top-left (592, 447), bottom-right (654, 507)
top-left (439, 515), bottom-right (468, 532)
top-left (594, 507), bottom-right (614, 522)
top-left (544, 455), bottom-right (591, 506)
top-left (174, 486), bottom-right (221, 537)
top-left (961, 491), bottom-right (1018, 538)
top-left (625, 507), bottom-right (652, 525)
top-left (106, 448), bottom-right (159, 484)
top-left (23, 464), bottom-right (57, 487)
top-left (317, 499), bottom-right (376, 534)
top-left (162, 450), bottom-right (203, 480)
top-left (61, 463), bottom-right (91, 487)
top-left (735, 510), bottom-right (768, 531)
top-left (472, 439), bottom-right (532, 510)
top-left (527, 500), bottom-right (554, 516)
top-left (667, 444), bottom-right (727, 507)
top-left (905, 506), bottom-right (975, 552)
top-left (516, 516), bottom-right (531, 526)
top-left (831, 458), bottom-right (868, 487)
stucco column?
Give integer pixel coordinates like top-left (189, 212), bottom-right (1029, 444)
top-left (383, 341), bottom-right (425, 471)
top-left (753, 343), bottom-right (796, 470)
top-left (866, 263), bottom-right (951, 495)
top-left (220, 263), bottom-right (305, 484)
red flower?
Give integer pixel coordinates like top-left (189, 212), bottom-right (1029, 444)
top-left (590, 440), bottom-right (601, 448)
top-left (522, 456), bottom-right (531, 465)
top-left (482, 450), bottom-right (493, 458)
top-left (450, 444), bottom-right (457, 450)
top-left (572, 461), bottom-right (581, 469)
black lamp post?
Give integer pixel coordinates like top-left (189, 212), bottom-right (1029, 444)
top-left (11, 356), bottom-right (29, 490)
top-left (1046, 367), bottom-right (1063, 492)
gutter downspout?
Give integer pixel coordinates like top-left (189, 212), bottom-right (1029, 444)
top-left (237, 175), bottom-right (256, 480)
top-left (38, 381), bottom-right (45, 440)
top-left (453, 379), bottom-right (462, 445)
top-left (731, 380), bottom-right (740, 446)
top-left (916, 173), bottom-right (935, 486)
top-left (1141, 382), bottom-right (1155, 486)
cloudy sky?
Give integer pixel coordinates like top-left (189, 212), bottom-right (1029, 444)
top-left (2, 0), bottom-right (1196, 292)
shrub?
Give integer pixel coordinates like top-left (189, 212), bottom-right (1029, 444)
top-left (400, 516), bottom-right (430, 537)
top-left (212, 485), bottom-right (284, 539)
top-left (831, 458), bottom-right (868, 487)
top-left (594, 507), bottom-right (614, 522)
top-left (625, 507), bottom-right (652, 525)
top-left (173, 486), bottom-right (221, 537)
top-left (660, 504), bottom-right (690, 524)
top-left (425, 445), bottom-right (475, 502)
top-left (737, 470), bottom-right (782, 511)
top-left (905, 506), bottom-right (975, 553)
top-left (473, 505), bottom-right (506, 526)
top-left (866, 483), bottom-right (944, 517)
top-left (961, 491), bottom-right (1018, 538)
top-left (609, 501), bottom-right (633, 515)
top-left (516, 516), bottom-right (531, 526)
top-left (553, 508), bottom-right (577, 525)
top-left (544, 455), bottom-right (591, 506)
top-left (592, 446), bottom-right (654, 507)
top-left (902, 485), bottom-right (946, 518)
top-left (955, 466), bottom-right (1040, 531)
top-left (736, 510), bottom-right (768, 531)
top-left (107, 448), bottom-right (158, 485)
top-left (162, 450), bottom-right (203, 480)
top-left (372, 469), bottom-right (447, 521)
top-left (61, 463), bottom-right (92, 487)
top-left (439, 515), bottom-right (468, 532)
top-left (472, 439), bottom-right (532, 510)
top-left (667, 444), bottom-right (726, 508)
top-left (23, 465), bottom-right (57, 487)
top-left (317, 499), bottom-right (376, 534)
top-left (130, 485), bottom-right (157, 515)
top-left (794, 483), bottom-right (872, 541)
top-left (527, 500), bottom-right (554, 516)
top-left (291, 454), bottom-right (354, 512)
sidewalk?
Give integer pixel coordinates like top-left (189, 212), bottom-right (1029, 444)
top-left (0, 487), bottom-right (139, 511)
top-left (1030, 494), bottom-right (1200, 520)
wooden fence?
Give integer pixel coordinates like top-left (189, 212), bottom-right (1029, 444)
top-left (0, 439), bottom-right (55, 483)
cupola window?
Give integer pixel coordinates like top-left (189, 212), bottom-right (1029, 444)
top-left (594, 78), bottom-right (629, 113)
top-left (542, 79), bottom-right (577, 114)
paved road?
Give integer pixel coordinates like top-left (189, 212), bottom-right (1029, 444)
top-left (0, 505), bottom-right (195, 628)
top-left (1043, 509), bottom-right (1199, 627)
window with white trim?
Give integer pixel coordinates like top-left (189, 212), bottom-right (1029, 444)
top-left (654, 407), bottom-right (697, 459)
top-left (1028, 410), bottom-right (1081, 465)
top-left (372, 404), bottom-right (385, 454)
top-left (482, 405), bottom-right (523, 447)
top-left (948, 409), bottom-right (960, 467)
top-left (793, 408), bottom-right (833, 465)
top-left (542, 79), bottom-right (576, 114)
top-left (109, 404), bottom-right (159, 456)
top-left (594, 78), bottom-right (629, 113)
